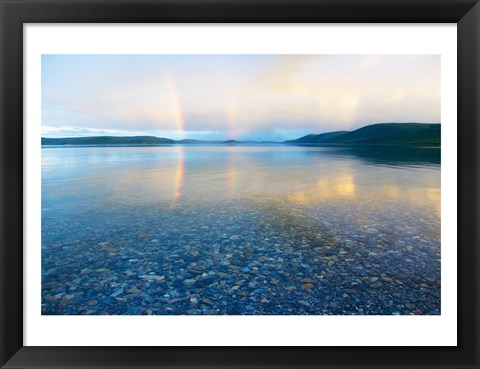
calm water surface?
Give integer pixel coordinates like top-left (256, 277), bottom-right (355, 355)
top-left (42, 145), bottom-right (440, 315)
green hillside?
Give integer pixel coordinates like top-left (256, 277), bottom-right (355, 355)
top-left (42, 136), bottom-right (175, 145)
top-left (284, 131), bottom-right (348, 144)
top-left (286, 123), bottom-right (440, 145)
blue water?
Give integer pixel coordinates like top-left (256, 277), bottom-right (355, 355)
top-left (42, 145), bottom-right (440, 315)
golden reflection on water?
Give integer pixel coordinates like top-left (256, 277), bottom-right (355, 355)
top-left (287, 172), bottom-right (440, 219)
top-left (288, 173), bottom-right (356, 204)
top-left (171, 147), bottom-right (185, 208)
top-left (225, 147), bottom-right (236, 199)
top-left (66, 147), bottom-right (440, 220)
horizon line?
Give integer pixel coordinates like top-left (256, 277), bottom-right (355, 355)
top-left (41, 122), bottom-right (441, 141)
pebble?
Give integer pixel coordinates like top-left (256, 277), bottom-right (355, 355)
top-left (329, 301), bottom-right (339, 309)
top-left (203, 309), bottom-right (218, 315)
top-left (110, 289), bottom-right (124, 297)
top-left (126, 288), bottom-right (142, 294)
top-left (139, 275), bottom-right (164, 281)
top-left (41, 147), bottom-right (441, 316)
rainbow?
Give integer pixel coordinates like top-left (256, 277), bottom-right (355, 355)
top-left (222, 73), bottom-right (237, 140)
top-left (225, 96), bottom-right (236, 140)
top-left (167, 73), bottom-right (185, 134)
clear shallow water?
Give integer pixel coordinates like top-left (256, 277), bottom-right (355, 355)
top-left (42, 145), bottom-right (440, 315)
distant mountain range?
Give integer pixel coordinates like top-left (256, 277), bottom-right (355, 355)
top-left (42, 123), bottom-right (440, 146)
top-left (41, 136), bottom-right (175, 145)
top-left (284, 123), bottom-right (440, 145)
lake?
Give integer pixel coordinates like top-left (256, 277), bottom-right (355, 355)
top-left (42, 145), bottom-right (440, 315)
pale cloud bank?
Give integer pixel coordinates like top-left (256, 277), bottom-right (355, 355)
top-left (42, 54), bottom-right (440, 140)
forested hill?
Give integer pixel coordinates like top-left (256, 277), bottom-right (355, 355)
top-left (284, 123), bottom-right (440, 145)
top-left (41, 136), bottom-right (175, 145)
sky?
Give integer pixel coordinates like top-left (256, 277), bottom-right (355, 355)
top-left (42, 54), bottom-right (440, 141)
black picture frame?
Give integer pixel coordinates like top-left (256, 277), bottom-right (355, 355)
top-left (1, 0), bottom-right (479, 368)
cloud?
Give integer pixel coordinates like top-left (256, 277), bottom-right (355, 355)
top-left (42, 54), bottom-right (440, 140)
top-left (42, 124), bottom-right (219, 139)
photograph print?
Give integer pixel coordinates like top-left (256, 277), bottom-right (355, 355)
top-left (41, 54), bottom-right (441, 315)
